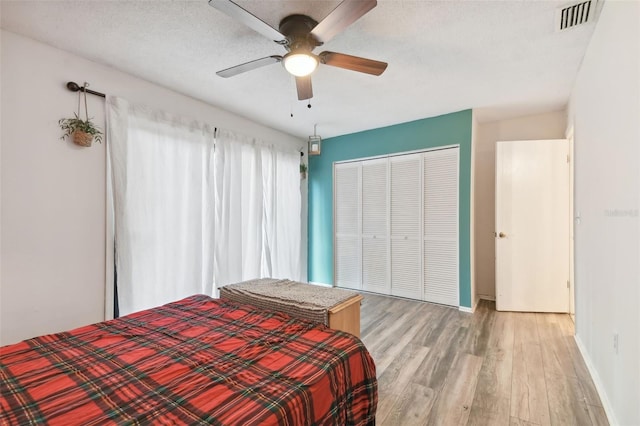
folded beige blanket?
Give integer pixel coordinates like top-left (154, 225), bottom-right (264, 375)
top-left (220, 278), bottom-right (359, 325)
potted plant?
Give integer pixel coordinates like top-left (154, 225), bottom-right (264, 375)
top-left (59, 113), bottom-right (103, 147)
top-left (300, 163), bottom-right (308, 179)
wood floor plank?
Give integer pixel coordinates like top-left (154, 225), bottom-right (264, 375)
top-left (556, 312), bottom-right (576, 335)
top-left (488, 308), bottom-right (515, 350)
top-left (376, 343), bottom-right (431, 422)
top-left (409, 304), bottom-right (470, 393)
top-left (536, 313), bottom-right (577, 378)
top-left (562, 335), bottom-right (603, 407)
top-left (360, 293), bottom-right (396, 333)
top-left (513, 312), bottom-right (538, 344)
top-left (367, 319), bottom-right (428, 376)
top-left (545, 372), bottom-right (593, 425)
top-left (510, 313), bottom-right (551, 426)
top-left (411, 320), bottom-right (468, 391)
top-left (413, 306), bottom-right (462, 348)
top-left (381, 383), bottom-right (435, 426)
top-left (360, 309), bottom-right (390, 336)
top-left (363, 302), bottom-right (423, 355)
top-left (462, 300), bottom-right (496, 357)
top-left (468, 409), bottom-right (509, 426)
top-left (509, 416), bottom-right (539, 426)
top-left (587, 404), bottom-right (609, 426)
top-left (511, 345), bottom-right (551, 426)
top-left (361, 310), bottom-right (407, 351)
top-left (370, 304), bottom-right (433, 356)
top-left (426, 352), bottom-right (484, 426)
top-left (467, 310), bottom-right (515, 426)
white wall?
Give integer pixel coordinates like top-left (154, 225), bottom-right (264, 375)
top-left (473, 110), bottom-right (567, 299)
top-left (0, 30), bottom-right (305, 346)
top-left (567, 1), bottom-right (639, 424)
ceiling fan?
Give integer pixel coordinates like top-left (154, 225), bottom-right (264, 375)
top-left (209, 0), bottom-right (388, 100)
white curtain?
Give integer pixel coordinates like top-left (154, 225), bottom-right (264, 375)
top-left (108, 98), bottom-right (301, 316)
top-left (108, 97), bottom-right (216, 315)
top-left (214, 129), bottom-right (301, 288)
top-left (266, 149), bottom-right (303, 279)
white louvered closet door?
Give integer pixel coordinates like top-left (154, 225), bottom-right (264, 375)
top-left (334, 162), bottom-right (361, 290)
top-left (361, 159), bottom-right (390, 294)
top-left (423, 147), bottom-right (459, 306)
top-left (390, 153), bottom-right (422, 299)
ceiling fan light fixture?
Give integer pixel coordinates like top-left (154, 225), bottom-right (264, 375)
top-left (283, 51), bottom-right (318, 77)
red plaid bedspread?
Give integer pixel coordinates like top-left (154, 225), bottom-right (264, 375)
top-left (0, 295), bottom-right (377, 425)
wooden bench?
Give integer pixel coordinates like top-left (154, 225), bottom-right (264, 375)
top-left (220, 278), bottom-right (363, 337)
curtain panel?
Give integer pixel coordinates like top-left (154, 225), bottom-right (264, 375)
top-left (214, 130), bottom-right (302, 287)
top-left (108, 98), bottom-right (301, 316)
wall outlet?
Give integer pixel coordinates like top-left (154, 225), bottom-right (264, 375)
top-left (613, 332), bottom-right (619, 354)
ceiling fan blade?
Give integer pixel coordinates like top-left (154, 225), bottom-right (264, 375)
top-left (209, 0), bottom-right (286, 42)
top-left (319, 51), bottom-right (387, 76)
top-left (217, 56), bottom-right (283, 78)
top-left (296, 76), bottom-right (313, 100)
top-left (310, 0), bottom-right (377, 44)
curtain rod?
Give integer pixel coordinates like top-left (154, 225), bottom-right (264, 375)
top-left (66, 81), bottom-right (105, 98)
top-left (66, 81), bottom-right (304, 157)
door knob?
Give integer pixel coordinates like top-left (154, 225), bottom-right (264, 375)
top-left (499, 232), bottom-right (507, 238)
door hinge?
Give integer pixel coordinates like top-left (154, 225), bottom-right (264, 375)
top-left (567, 280), bottom-right (570, 288)
top-left (567, 154), bottom-right (570, 163)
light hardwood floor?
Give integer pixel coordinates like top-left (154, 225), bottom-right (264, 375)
top-left (359, 293), bottom-right (608, 426)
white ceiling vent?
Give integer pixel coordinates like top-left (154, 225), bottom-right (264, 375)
top-left (556, 0), bottom-right (597, 31)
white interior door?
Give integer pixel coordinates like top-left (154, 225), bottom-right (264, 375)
top-left (390, 153), bottom-right (422, 299)
top-left (495, 139), bottom-right (570, 312)
top-left (423, 148), bottom-right (459, 306)
top-left (334, 162), bottom-right (361, 290)
top-left (361, 158), bottom-right (390, 294)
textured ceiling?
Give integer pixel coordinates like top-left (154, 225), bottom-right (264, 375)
top-left (1, 0), bottom-right (600, 139)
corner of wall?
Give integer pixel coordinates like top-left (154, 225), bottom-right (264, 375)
top-left (470, 110), bottom-right (479, 309)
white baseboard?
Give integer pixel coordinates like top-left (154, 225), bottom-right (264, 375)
top-left (574, 334), bottom-right (617, 426)
top-left (308, 281), bottom-right (332, 288)
top-left (478, 294), bottom-right (496, 301)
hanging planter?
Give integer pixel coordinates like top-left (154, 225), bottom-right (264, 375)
top-left (300, 163), bottom-right (307, 179)
top-left (59, 82), bottom-right (103, 147)
top-left (72, 129), bottom-right (94, 147)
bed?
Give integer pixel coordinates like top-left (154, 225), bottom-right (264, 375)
top-left (0, 295), bottom-right (377, 425)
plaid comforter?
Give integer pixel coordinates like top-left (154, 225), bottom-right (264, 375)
top-left (0, 295), bottom-right (377, 425)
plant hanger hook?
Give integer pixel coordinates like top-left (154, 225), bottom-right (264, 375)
top-left (77, 82), bottom-right (90, 120)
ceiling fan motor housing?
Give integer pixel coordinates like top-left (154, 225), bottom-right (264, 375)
top-left (279, 14), bottom-right (322, 51)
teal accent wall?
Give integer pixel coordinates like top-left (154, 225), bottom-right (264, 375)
top-left (308, 109), bottom-right (473, 308)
